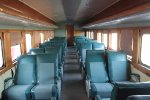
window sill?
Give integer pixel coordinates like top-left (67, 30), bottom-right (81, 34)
top-left (131, 62), bottom-right (150, 77)
top-left (0, 64), bottom-right (16, 75)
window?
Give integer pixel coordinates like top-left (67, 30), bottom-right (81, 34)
top-left (90, 31), bottom-right (94, 39)
top-left (97, 32), bottom-right (101, 43)
top-left (0, 39), bottom-right (3, 68)
top-left (40, 33), bottom-right (44, 43)
top-left (141, 34), bottom-right (150, 67)
top-left (87, 31), bottom-right (90, 38)
top-left (111, 33), bottom-right (118, 50)
top-left (25, 34), bottom-right (32, 53)
top-left (103, 33), bottom-right (108, 48)
top-left (11, 44), bottom-right (21, 61)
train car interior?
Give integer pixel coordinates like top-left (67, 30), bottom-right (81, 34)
top-left (0, 0), bottom-right (150, 100)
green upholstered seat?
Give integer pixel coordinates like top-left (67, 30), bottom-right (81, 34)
top-left (31, 54), bottom-right (60, 100)
top-left (29, 48), bottom-right (44, 54)
top-left (80, 43), bottom-right (92, 66)
top-left (86, 62), bottom-right (113, 99)
top-left (92, 43), bottom-right (105, 50)
top-left (86, 53), bottom-right (113, 99)
top-left (45, 47), bottom-right (64, 78)
top-left (107, 51), bottom-right (130, 82)
top-left (3, 55), bottom-right (36, 100)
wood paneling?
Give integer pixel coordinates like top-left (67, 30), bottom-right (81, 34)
top-left (34, 31), bottom-right (41, 47)
top-left (9, 31), bottom-right (22, 46)
top-left (66, 24), bottom-right (74, 46)
top-left (83, 0), bottom-right (150, 26)
top-left (74, 30), bottom-right (84, 36)
top-left (21, 31), bottom-right (26, 54)
top-left (0, 0), bottom-right (56, 26)
top-left (132, 29), bottom-right (140, 63)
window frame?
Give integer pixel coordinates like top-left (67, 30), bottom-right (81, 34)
top-left (97, 31), bottom-right (102, 43)
top-left (0, 33), bottom-right (5, 70)
top-left (139, 33), bottom-right (150, 68)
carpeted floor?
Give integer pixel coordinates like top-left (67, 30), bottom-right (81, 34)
top-left (61, 47), bottom-right (89, 100)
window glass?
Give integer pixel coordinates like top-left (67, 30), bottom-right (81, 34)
top-left (111, 33), bottom-right (118, 50)
top-left (97, 32), bottom-right (101, 43)
top-left (141, 34), bottom-right (150, 66)
top-left (91, 31), bottom-right (94, 39)
top-left (0, 39), bottom-right (3, 67)
top-left (103, 33), bottom-right (108, 48)
top-left (25, 34), bottom-right (32, 53)
top-left (40, 33), bottom-right (44, 43)
top-left (88, 32), bottom-right (90, 38)
top-left (88, 31), bottom-right (90, 39)
top-left (11, 44), bottom-right (21, 61)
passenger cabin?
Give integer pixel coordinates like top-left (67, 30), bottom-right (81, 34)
top-left (0, 0), bottom-right (150, 100)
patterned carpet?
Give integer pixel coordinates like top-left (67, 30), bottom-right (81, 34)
top-left (61, 47), bottom-right (89, 100)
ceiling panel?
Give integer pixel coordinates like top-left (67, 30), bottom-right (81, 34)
top-left (75, 0), bottom-right (119, 23)
top-left (19, 0), bottom-right (119, 24)
top-left (19, 0), bottom-right (66, 23)
top-left (62, 0), bottom-right (81, 23)
top-left (0, 12), bottom-right (57, 30)
top-left (83, 11), bottom-right (150, 29)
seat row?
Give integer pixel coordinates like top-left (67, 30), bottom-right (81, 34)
top-left (74, 36), bottom-right (105, 69)
top-left (29, 47), bottom-right (64, 78)
top-left (84, 50), bottom-right (141, 100)
top-left (2, 54), bottom-right (61, 100)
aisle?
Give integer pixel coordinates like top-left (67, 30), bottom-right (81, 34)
top-left (61, 47), bottom-right (89, 100)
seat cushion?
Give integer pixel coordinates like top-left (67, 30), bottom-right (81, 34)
top-left (91, 83), bottom-right (113, 98)
top-left (31, 84), bottom-right (58, 100)
top-left (6, 85), bottom-right (33, 100)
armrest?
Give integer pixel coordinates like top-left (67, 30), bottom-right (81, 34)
top-left (51, 85), bottom-right (58, 99)
top-left (130, 73), bottom-right (140, 82)
top-left (86, 77), bottom-right (91, 90)
top-left (85, 76), bottom-right (91, 97)
top-left (4, 77), bottom-right (14, 89)
top-left (127, 95), bottom-right (150, 100)
top-left (55, 76), bottom-right (61, 81)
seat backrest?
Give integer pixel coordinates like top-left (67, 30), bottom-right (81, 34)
top-left (86, 54), bottom-right (108, 83)
top-left (15, 55), bottom-right (36, 85)
top-left (36, 54), bottom-right (58, 84)
top-left (92, 43), bottom-right (105, 50)
top-left (29, 48), bottom-right (44, 54)
top-left (80, 43), bottom-right (92, 63)
top-left (107, 51), bottom-right (130, 82)
top-left (76, 41), bottom-right (86, 52)
top-left (86, 50), bottom-right (105, 62)
top-left (111, 82), bottom-right (150, 100)
top-left (45, 47), bottom-right (62, 65)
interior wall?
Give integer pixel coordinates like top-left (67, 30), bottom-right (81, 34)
top-left (54, 29), bottom-right (66, 37)
top-left (74, 30), bottom-right (85, 36)
top-left (34, 31), bottom-right (41, 47)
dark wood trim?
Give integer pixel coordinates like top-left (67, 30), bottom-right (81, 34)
top-left (0, 0), bottom-right (56, 26)
top-left (131, 62), bottom-right (150, 77)
top-left (83, 1), bottom-right (150, 26)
